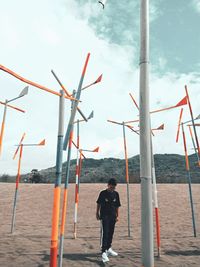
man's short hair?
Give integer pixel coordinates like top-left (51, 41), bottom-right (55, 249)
top-left (108, 178), bottom-right (117, 186)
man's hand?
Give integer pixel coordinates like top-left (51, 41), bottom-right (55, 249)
top-left (96, 213), bottom-right (100, 220)
top-left (116, 216), bottom-right (119, 222)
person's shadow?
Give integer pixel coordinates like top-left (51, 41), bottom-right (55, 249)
top-left (63, 252), bottom-right (106, 266)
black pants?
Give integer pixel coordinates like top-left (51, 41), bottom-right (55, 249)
top-left (101, 216), bottom-right (116, 253)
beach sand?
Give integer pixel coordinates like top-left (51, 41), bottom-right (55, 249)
top-left (0, 183), bottom-right (200, 267)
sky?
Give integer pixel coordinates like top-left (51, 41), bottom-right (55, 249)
top-left (0, 0), bottom-right (200, 175)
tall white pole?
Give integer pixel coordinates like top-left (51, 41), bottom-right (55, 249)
top-left (139, 0), bottom-right (154, 266)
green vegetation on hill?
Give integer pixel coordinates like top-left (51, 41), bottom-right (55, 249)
top-left (1, 154), bottom-right (199, 183)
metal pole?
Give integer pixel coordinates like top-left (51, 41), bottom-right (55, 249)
top-left (150, 136), bottom-right (161, 257)
top-left (139, 0), bottom-right (154, 266)
top-left (58, 91), bottom-right (76, 267)
top-left (0, 100), bottom-right (8, 156)
top-left (50, 90), bottom-right (65, 267)
top-left (181, 123), bottom-right (197, 237)
top-left (74, 119), bottom-right (80, 239)
top-left (11, 144), bottom-right (23, 233)
top-left (122, 122), bottom-right (131, 237)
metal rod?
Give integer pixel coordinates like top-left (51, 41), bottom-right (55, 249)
top-left (122, 122), bottom-right (131, 237)
top-left (58, 91), bottom-right (76, 267)
top-left (50, 90), bottom-right (65, 267)
top-left (139, 0), bottom-right (154, 266)
top-left (73, 120), bottom-right (80, 239)
top-left (11, 144), bottom-right (23, 233)
top-left (181, 123), bottom-right (197, 237)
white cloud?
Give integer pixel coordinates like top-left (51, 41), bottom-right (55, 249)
top-left (192, 0), bottom-right (200, 13)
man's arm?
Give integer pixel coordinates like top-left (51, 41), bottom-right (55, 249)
top-left (96, 203), bottom-right (101, 220)
top-left (116, 207), bottom-right (119, 222)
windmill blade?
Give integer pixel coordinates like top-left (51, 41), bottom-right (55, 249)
top-left (18, 86), bottom-right (29, 97)
top-left (175, 96), bottom-right (187, 107)
top-left (195, 114), bottom-right (200, 120)
top-left (81, 74), bottom-right (103, 91)
top-left (13, 133), bottom-right (26, 160)
top-left (151, 124), bottom-right (165, 131)
top-left (93, 146), bottom-right (99, 152)
top-left (176, 108), bottom-right (183, 143)
top-left (157, 123), bottom-right (164, 130)
top-left (38, 139), bottom-right (45, 146)
top-left (87, 111), bottom-right (94, 120)
top-left (150, 96), bottom-right (187, 114)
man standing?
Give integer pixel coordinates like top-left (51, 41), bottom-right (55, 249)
top-left (96, 178), bottom-right (121, 263)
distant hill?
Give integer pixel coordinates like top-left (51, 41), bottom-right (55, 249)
top-left (0, 154), bottom-right (200, 183)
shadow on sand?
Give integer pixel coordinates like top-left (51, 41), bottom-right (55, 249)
top-left (165, 250), bottom-right (200, 256)
top-left (63, 253), bottom-right (106, 266)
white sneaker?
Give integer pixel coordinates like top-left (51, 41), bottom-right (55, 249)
top-left (102, 252), bottom-right (109, 263)
top-left (107, 248), bottom-right (118, 256)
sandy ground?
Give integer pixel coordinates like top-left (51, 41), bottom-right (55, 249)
top-left (0, 183), bottom-right (200, 267)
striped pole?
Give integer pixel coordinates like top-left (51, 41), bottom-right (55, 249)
top-left (122, 122), bottom-right (131, 237)
top-left (150, 137), bottom-right (161, 257)
top-left (181, 123), bottom-right (197, 237)
top-left (176, 108), bottom-right (184, 143)
top-left (11, 144), bottom-right (23, 233)
top-left (73, 146), bottom-right (99, 239)
top-left (58, 91), bottom-right (76, 267)
top-left (185, 85), bottom-right (200, 158)
top-left (50, 90), bottom-right (65, 267)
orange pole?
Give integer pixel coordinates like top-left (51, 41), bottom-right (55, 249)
top-left (182, 123), bottom-right (189, 171)
top-left (16, 145), bottom-right (23, 189)
top-left (0, 120), bottom-right (5, 156)
top-left (176, 108), bottom-right (183, 143)
top-left (155, 207), bottom-right (160, 251)
top-left (50, 91), bottom-right (65, 267)
top-left (0, 64), bottom-right (76, 101)
top-left (50, 187), bottom-right (61, 267)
